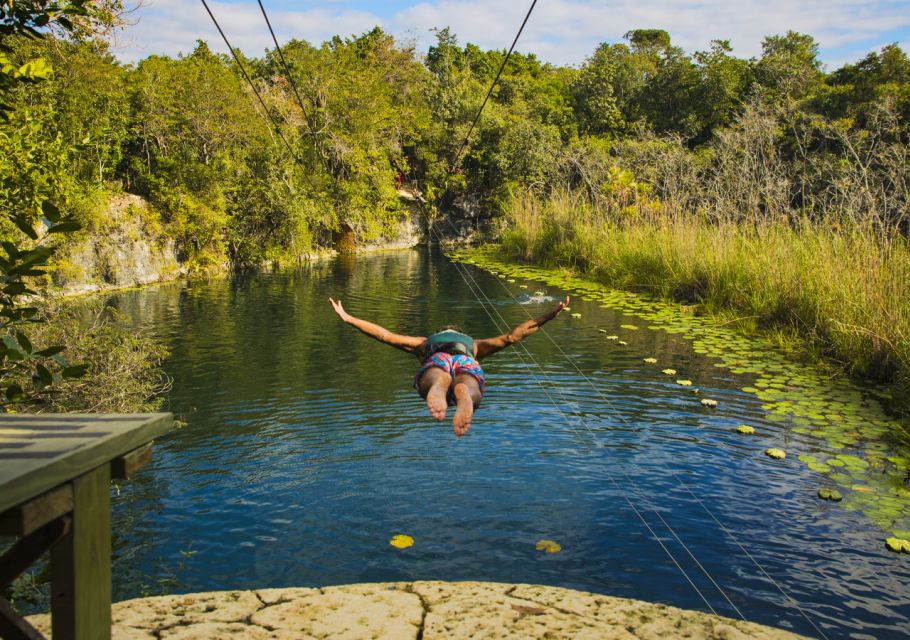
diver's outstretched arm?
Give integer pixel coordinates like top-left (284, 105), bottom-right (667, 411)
top-left (475, 296), bottom-right (570, 360)
top-left (329, 298), bottom-right (426, 355)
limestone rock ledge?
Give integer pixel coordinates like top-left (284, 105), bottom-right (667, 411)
top-left (27, 581), bottom-right (808, 639)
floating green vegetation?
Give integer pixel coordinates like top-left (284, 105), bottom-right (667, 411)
top-left (643, 357), bottom-right (658, 364)
top-left (451, 246), bottom-right (910, 542)
top-left (885, 537), bottom-right (910, 553)
top-left (766, 448), bottom-right (787, 460)
top-left (662, 368), bottom-right (677, 375)
top-left (737, 425), bottom-right (756, 435)
top-left (570, 313), bottom-right (582, 318)
top-left (818, 488), bottom-right (843, 502)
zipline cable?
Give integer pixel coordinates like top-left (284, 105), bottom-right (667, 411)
top-left (425, 224), bottom-right (720, 616)
top-left (448, 0), bottom-right (538, 174)
top-left (428, 223), bottom-right (743, 619)
top-left (436, 215), bottom-right (831, 639)
top-left (256, 0), bottom-right (314, 135)
top-left (199, 0), bottom-right (304, 166)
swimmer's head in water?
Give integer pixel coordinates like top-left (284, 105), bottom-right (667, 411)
top-left (435, 324), bottom-right (464, 334)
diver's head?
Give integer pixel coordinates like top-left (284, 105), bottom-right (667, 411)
top-left (435, 324), bottom-right (463, 334)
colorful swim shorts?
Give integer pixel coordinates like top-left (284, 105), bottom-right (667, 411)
top-left (414, 352), bottom-right (486, 406)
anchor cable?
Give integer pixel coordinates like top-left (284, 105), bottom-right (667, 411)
top-left (199, 0), bottom-right (303, 166)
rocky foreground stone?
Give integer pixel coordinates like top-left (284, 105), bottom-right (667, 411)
top-left (28, 580), bottom-right (808, 639)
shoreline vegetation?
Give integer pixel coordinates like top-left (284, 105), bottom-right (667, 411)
top-left (2, 10), bottom-right (909, 420)
top-left (499, 190), bottom-right (909, 419)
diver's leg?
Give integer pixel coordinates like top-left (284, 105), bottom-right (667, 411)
top-left (452, 374), bottom-right (482, 437)
top-left (418, 366), bottom-right (452, 421)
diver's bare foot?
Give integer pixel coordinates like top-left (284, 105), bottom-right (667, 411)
top-left (427, 380), bottom-right (450, 421)
top-left (452, 384), bottom-right (474, 436)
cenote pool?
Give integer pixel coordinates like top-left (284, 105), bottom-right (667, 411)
top-left (103, 248), bottom-right (909, 639)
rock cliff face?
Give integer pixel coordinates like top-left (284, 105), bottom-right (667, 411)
top-left (49, 189), bottom-right (489, 296)
top-left (52, 193), bottom-right (183, 297)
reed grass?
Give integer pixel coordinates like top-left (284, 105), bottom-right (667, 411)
top-left (501, 190), bottom-right (910, 414)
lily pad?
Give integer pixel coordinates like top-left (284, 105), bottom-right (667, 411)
top-left (701, 398), bottom-right (718, 408)
top-left (736, 425), bottom-right (755, 435)
top-left (617, 340), bottom-right (628, 345)
top-left (606, 335), bottom-right (619, 340)
top-left (620, 324), bottom-right (639, 330)
top-left (643, 357), bottom-right (658, 364)
top-left (885, 537), bottom-right (910, 553)
top-left (662, 369), bottom-right (677, 375)
top-left (598, 329), bottom-right (607, 333)
top-left (519, 285), bottom-right (528, 289)
top-left (817, 488), bottom-right (843, 501)
top-left (535, 539), bottom-right (562, 553)
top-left (676, 379), bottom-right (693, 386)
top-left (570, 313), bottom-right (582, 318)
top-left (765, 448), bottom-right (787, 460)
top-left (390, 534), bottom-right (414, 549)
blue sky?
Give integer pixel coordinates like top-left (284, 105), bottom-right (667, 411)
top-left (114, 0), bottom-right (910, 69)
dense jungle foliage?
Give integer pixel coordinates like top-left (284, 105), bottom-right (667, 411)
top-left (2, 3), bottom-right (909, 412)
top-left (4, 25), bottom-right (907, 268)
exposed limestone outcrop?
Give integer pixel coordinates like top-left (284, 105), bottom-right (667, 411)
top-left (27, 581), bottom-right (809, 639)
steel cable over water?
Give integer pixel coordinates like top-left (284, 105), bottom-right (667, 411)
top-left (437, 215), bottom-right (831, 640)
top-left (426, 224), bottom-right (722, 616)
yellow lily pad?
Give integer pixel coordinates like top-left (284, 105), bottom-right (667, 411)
top-left (535, 539), bottom-right (562, 553)
top-left (817, 488), bottom-right (842, 501)
top-left (534, 290), bottom-right (546, 295)
top-left (519, 285), bottom-right (528, 289)
top-left (570, 313), bottom-right (581, 318)
top-left (617, 340), bottom-right (628, 345)
top-left (662, 369), bottom-right (677, 375)
top-left (885, 537), bottom-right (910, 553)
top-left (701, 398), bottom-right (718, 408)
top-left (852, 485), bottom-right (876, 493)
top-left (606, 335), bottom-right (619, 340)
top-left (507, 278), bottom-right (516, 283)
top-left (643, 357), bottom-right (657, 364)
top-left (620, 324), bottom-right (639, 330)
top-left (736, 425), bottom-right (755, 435)
top-left (765, 448), bottom-right (786, 460)
top-left (389, 534), bottom-right (414, 549)
top-left (677, 379), bottom-right (692, 386)
top-left (598, 329), bottom-right (607, 333)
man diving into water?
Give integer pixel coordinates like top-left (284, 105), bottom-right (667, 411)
top-left (328, 296), bottom-right (570, 437)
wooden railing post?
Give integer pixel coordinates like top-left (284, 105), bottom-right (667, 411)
top-left (50, 465), bottom-right (112, 640)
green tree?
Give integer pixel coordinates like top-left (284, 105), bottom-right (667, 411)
top-left (754, 31), bottom-right (824, 100)
top-left (0, 1), bottom-right (126, 407)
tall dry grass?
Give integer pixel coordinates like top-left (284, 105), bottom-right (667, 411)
top-left (502, 189), bottom-right (910, 410)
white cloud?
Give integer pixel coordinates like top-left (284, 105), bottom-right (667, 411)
top-left (111, 0), bottom-right (910, 67)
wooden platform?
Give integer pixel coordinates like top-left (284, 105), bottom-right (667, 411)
top-left (0, 413), bottom-right (173, 640)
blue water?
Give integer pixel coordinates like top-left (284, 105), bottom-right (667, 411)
top-left (104, 249), bottom-right (910, 639)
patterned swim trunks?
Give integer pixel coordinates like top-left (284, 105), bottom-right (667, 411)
top-left (414, 352), bottom-right (486, 406)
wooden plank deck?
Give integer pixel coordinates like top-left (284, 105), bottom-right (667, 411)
top-left (0, 412), bottom-right (173, 640)
top-left (0, 413), bottom-right (173, 516)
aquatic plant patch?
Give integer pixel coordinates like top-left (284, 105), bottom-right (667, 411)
top-left (451, 246), bottom-right (910, 543)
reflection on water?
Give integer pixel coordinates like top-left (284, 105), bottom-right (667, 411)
top-left (105, 249), bottom-right (909, 639)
